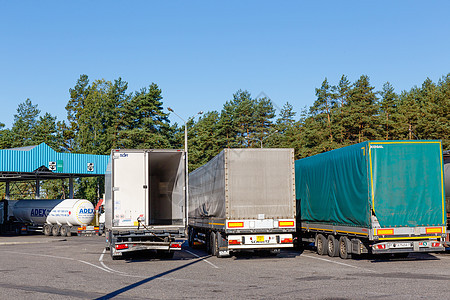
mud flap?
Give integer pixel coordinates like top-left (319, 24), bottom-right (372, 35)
top-left (217, 231), bottom-right (230, 257)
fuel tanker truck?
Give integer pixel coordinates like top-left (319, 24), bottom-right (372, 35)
top-left (0, 199), bottom-right (96, 236)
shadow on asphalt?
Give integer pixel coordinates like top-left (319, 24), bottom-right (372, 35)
top-left (295, 242), bottom-right (444, 262)
top-left (94, 258), bottom-right (204, 300)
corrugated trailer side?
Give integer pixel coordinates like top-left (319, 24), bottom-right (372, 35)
top-left (188, 148), bottom-right (296, 257)
top-left (296, 140), bottom-right (446, 259)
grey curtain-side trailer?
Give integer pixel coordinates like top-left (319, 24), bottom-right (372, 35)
top-left (188, 148), bottom-right (296, 257)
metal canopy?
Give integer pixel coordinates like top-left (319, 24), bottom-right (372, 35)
top-left (0, 143), bottom-right (109, 182)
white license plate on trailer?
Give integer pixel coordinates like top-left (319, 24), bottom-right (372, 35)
top-left (390, 242), bottom-right (411, 248)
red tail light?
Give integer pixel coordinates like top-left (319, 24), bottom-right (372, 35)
top-left (432, 242), bottom-right (441, 247)
top-left (170, 243), bottom-right (181, 248)
top-left (116, 244), bottom-right (128, 250)
top-left (281, 238), bottom-right (293, 244)
top-left (375, 244), bottom-right (386, 250)
top-left (228, 239), bottom-right (241, 245)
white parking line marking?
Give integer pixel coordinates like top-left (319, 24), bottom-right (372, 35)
top-left (302, 254), bottom-right (375, 272)
top-left (99, 249), bottom-right (130, 275)
top-left (183, 249), bottom-right (219, 269)
top-left (3, 250), bottom-right (113, 273)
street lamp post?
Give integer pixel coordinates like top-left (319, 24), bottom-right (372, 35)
top-left (167, 107), bottom-right (203, 228)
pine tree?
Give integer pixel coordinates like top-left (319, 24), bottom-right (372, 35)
top-left (65, 74), bottom-right (90, 151)
top-left (396, 88), bottom-right (422, 140)
top-left (341, 75), bottom-right (380, 143)
top-left (116, 83), bottom-right (171, 149)
top-left (378, 82), bottom-right (401, 140)
top-left (188, 111), bottom-right (221, 171)
top-left (268, 102), bottom-right (302, 153)
top-left (11, 99), bottom-right (40, 147)
top-left (217, 90), bottom-right (275, 149)
top-left (0, 123), bottom-right (13, 149)
top-left (34, 112), bottom-right (62, 149)
top-left (333, 75), bottom-right (352, 145)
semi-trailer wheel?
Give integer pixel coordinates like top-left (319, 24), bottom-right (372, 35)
top-left (339, 236), bottom-right (351, 259)
top-left (66, 227), bottom-right (72, 237)
top-left (60, 225), bottom-right (68, 237)
top-left (327, 235), bottom-right (339, 257)
top-left (51, 225), bottom-right (61, 236)
top-left (211, 231), bottom-right (219, 257)
top-left (43, 224), bottom-right (52, 236)
top-left (206, 231), bottom-right (212, 254)
top-left (316, 234), bottom-right (327, 255)
top-left (188, 227), bottom-right (194, 248)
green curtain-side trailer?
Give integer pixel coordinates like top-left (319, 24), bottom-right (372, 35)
top-left (295, 140), bottom-right (446, 258)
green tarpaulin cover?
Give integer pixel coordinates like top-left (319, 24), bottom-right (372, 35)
top-left (295, 141), bottom-right (445, 228)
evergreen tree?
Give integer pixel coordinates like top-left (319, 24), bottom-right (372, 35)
top-left (268, 102), bottom-right (302, 152)
top-left (436, 74), bottom-right (450, 148)
top-left (378, 82), bottom-right (401, 140)
top-left (188, 111), bottom-right (221, 171)
top-left (11, 99), bottom-right (40, 147)
top-left (116, 83), bottom-right (171, 149)
top-left (0, 123), bottom-right (13, 149)
top-left (397, 87), bottom-right (423, 140)
top-left (333, 75), bottom-right (352, 145)
top-left (341, 75), bottom-right (380, 143)
top-left (65, 74), bottom-right (90, 151)
top-left (416, 77), bottom-right (450, 143)
top-left (34, 112), bottom-right (63, 149)
top-left (217, 90), bottom-right (276, 148)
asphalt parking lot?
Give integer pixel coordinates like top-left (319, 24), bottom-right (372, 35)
top-left (0, 235), bottom-right (450, 299)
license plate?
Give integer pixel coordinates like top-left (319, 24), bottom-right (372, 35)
top-left (256, 236), bottom-right (265, 242)
top-left (391, 242), bottom-right (411, 248)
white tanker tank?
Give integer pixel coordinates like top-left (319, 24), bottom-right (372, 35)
top-left (2, 199), bottom-right (95, 236)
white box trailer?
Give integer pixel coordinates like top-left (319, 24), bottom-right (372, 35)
top-left (105, 149), bottom-right (186, 259)
top-left (188, 148), bottom-right (296, 257)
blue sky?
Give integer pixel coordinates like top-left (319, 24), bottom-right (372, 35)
top-left (1, 1), bottom-right (449, 128)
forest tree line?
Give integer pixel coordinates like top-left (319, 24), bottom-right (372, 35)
top-left (1, 73), bottom-right (449, 201)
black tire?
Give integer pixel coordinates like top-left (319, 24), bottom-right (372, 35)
top-left (327, 235), bottom-right (339, 257)
top-left (188, 227), bottom-right (194, 248)
top-left (60, 225), bottom-right (68, 237)
top-left (339, 236), bottom-right (351, 259)
top-left (43, 224), bottom-right (52, 236)
top-left (66, 227), bottom-right (72, 237)
top-left (14, 225), bottom-right (21, 235)
top-left (51, 225), bottom-right (61, 236)
top-left (206, 232), bottom-right (212, 254)
top-left (316, 234), bottom-right (328, 256)
top-left (211, 231), bottom-right (218, 257)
